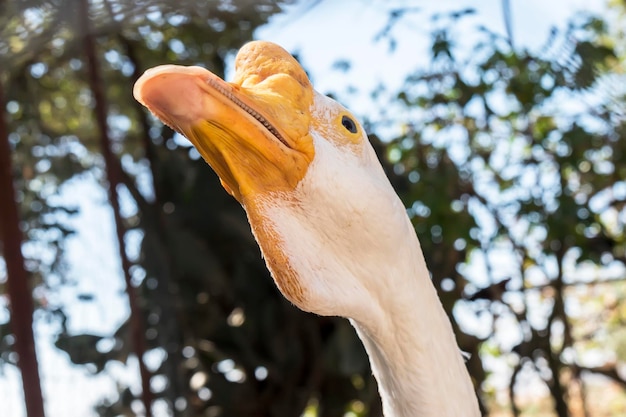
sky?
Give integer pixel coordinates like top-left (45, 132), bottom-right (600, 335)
top-left (256, 0), bottom-right (609, 115)
top-left (1, 0), bottom-right (613, 416)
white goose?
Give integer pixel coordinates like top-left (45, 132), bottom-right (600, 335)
top-left (134, 41), bottom-right (480, 417)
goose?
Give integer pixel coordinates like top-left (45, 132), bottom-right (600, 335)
top-left (133, 40), bottom-right (480, 417)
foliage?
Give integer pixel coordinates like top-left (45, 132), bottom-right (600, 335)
top-left (377, 8), bottom-right (626, 416)
top-left (1, 1), bottom-right (625, 417)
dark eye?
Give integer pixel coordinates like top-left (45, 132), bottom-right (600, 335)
top-left (341, 115), bottom-right (358, 133)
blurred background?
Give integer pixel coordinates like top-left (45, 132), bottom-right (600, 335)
top-left (1, 0), bottom-right (625, 416)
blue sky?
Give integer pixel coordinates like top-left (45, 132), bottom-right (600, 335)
top-left (256, 0), bottom-right (609, 113)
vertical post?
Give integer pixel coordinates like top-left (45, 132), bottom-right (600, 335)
top-left (501, 0), bottom-right (514, 46)
top-left (77, 0), bottom-right (153, 415)
top-left (0, 79), bottom-right (47, 416)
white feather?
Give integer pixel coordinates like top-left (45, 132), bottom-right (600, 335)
top-left (252, 93), bottom-right (481, 417)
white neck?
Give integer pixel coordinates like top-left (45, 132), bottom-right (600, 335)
top-left (251, 131), bottom-right (480, 417)
top-left (349, 214), bottom-right (480, 417)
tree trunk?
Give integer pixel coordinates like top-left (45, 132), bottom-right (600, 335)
top-left (0, 76), bottom-right (46, 417)
top-left (77, 0), bottom-right (153, 415)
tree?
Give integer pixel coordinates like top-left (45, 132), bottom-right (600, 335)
top-left (0, 70), bottom-right (46, 417)
top-left (376, 7), bottom-right (626, 416)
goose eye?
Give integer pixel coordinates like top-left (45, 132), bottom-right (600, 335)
top-left (341, 115), bottom-right (358, 133)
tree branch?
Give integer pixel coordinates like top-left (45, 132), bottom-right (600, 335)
top-left (77, 0), bottom-right (153, 414)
